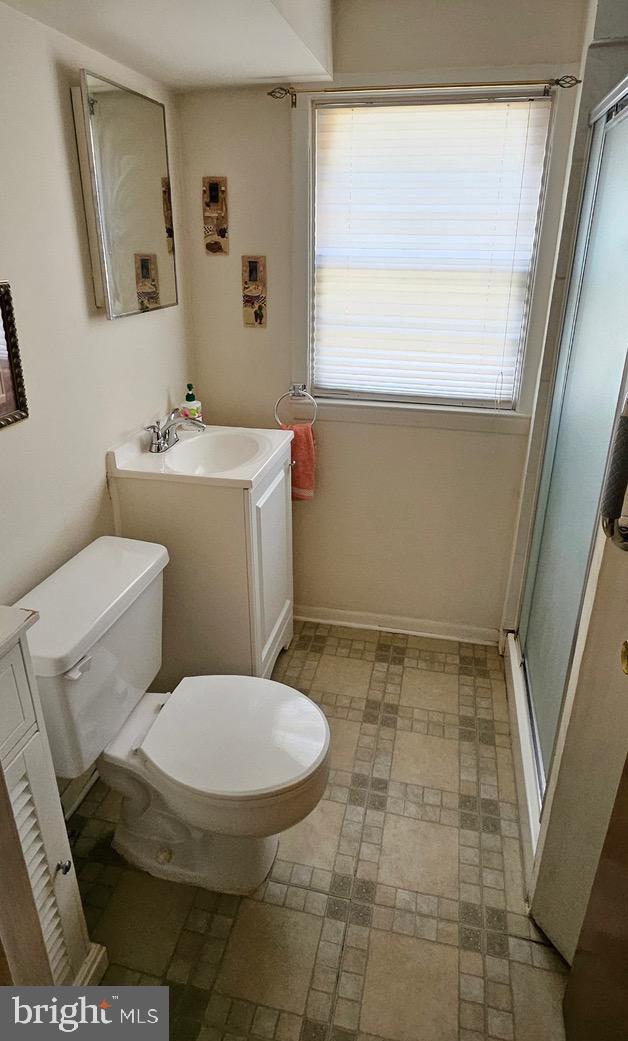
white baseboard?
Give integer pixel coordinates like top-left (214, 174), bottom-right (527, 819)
top-left (74, 942), bottom-right (108, 985)
top-left (505, 633), bottom-right (541, 892)
top-left (294, 605), bottom-right (498, 646)
top-left (61, 768), bottom-right (99, 821)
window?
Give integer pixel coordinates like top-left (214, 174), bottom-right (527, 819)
top-left (311, 95), bottom-right (552, 409)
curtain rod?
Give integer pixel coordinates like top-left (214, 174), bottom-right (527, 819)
top-left (267, 75), bottom-right (581, 107)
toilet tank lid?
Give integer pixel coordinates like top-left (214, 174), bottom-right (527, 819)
top-left (15, 536), bottom-right (169, 677)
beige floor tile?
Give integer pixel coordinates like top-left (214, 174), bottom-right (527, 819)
top-left (378, 815), bottom-right (459, 898)
top-left (329, 718), bottom-right (361, 770)
top-left (94, 789), bottom-right (123, 822)
top-left (491, 679), bottom-right (509, 722)
top-left (279, 799), bottom-right (344, 869)
top-left (391, 730), bottom-right (459, 792)
top-left (216, 900), bottom-right (322, 1014)
top-left (511, 963), bottom-right (566, 1041)
top-left (311, 655), bottom-right (372, 697)
top-left (502, 836), bottom-right (526, 915)
top-left (93, 870), bottom-right (195, 976)
top-left (361, 930), bottom-right (458, 1041)
top-left (496, 746), bottom-right (517, 802)
top-left (400, 670), bottom-right (459, 714)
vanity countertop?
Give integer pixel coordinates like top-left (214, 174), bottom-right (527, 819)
top-left (107, 424), bottom-right (293, 489)
top-left (0, 605), bottom-right (39, 657)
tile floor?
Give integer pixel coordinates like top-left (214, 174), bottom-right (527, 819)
top-left (68, 623), bottom-right (568, 1041)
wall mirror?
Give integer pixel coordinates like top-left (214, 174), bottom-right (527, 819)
top-left (72, 69), bottom-right (178, 319)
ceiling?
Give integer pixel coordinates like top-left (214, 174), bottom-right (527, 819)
top-left (4, 0), bottom-right (333, 90)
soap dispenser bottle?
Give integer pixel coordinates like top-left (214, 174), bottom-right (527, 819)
top-left (180, 383), bottom-right (202, 421)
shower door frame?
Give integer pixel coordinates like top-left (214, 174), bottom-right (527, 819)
top-left (505, 72), bottom-right (628, 876)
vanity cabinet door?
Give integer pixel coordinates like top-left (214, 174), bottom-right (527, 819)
top-left (248, 457), bottom-right (294, 676)
top-left (0, 643), bottom-right (36, 761)
top-left (4, 732), bottom-right (88, 983)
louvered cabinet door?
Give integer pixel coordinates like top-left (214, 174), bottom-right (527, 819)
top-left (4, 733), bottom-right (88, 983)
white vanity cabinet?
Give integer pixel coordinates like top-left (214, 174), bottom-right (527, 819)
top-left (246, 457), bottom-right (294, 677)
top-left (108, 429), bottom-right (294, 689)
top-left (0, 607), bottom-right (105, 985)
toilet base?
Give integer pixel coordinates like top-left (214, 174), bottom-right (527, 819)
top-left (99, 746), bottom-right (280, 894)
top-left (96, 685), bottom-right (328, 896)
top-left (112, 815), bottom-right (279, 894)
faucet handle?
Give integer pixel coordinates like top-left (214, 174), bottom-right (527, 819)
top-left (144, 422), bottom-right (163, 453)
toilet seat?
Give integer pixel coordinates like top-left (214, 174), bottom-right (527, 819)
top-left (98, 676), bottom-right (331, 883)
top-left (140, 675), bottom-right (330, 801)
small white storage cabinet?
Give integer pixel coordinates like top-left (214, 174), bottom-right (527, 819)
top-left (109, 436), bottom-right (294, 690)
top-left (0, 607), bottom-right (104, 984)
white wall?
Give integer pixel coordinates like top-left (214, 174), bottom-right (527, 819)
top-left (291, 418), bottom-right (527, 639)
top-left (0, 2), bottom-right (190, 604)
top-left (179, 0), bottom-right (586, 641)
top-left (333, 0), bottom-right (589, 73)
top-left (177, 90), bottom-right (292, 432)
top-left (272, 0), bottom-right (332, 75)
top-left (0, 0), bottom-right (590, 641)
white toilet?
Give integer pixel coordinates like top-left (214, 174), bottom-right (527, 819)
top-left (17, 536), bottom-right (330, 893)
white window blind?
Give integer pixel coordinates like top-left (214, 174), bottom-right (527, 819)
top-left (312, 96), bottom-right (552, 408)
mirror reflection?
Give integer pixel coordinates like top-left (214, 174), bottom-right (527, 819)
top-left (81, 71), bottom-right (177, 318)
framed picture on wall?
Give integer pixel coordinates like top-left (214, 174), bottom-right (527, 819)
top-left (202, 176), bottom-right (229, 255)
top-left (0, 283), bottom-right (28, 429)
top-left (241, 255), bottom-right (267, 327)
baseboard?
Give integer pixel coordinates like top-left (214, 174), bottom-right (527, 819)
top-left (60, 768), bottom-right (99, 821)
top-left (294, 605), bottom-right (498, 646)
top-left (73, 942), bottom-right (108, 985)
top-left (505, 633), bottom-right (541, 892)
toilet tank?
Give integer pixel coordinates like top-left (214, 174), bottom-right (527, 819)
top-left (16, 536), bottom-right (169, 778)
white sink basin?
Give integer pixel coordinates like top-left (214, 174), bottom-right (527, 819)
top-left (107, 425), bottom-right (293, 488)
top-left (166, 429), bottom-right (271, 476)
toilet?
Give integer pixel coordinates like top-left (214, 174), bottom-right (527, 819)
top-left (17, 536), bottom-right (330, 893)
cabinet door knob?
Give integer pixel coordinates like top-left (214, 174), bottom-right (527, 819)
top-left (55, 859), bottom-right (72, 876)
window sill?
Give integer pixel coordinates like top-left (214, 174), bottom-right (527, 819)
top-left (313, 398), bottom-right (531, 435)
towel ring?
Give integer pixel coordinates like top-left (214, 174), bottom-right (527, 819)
top-left (274, 384), bottom-right (317, 427)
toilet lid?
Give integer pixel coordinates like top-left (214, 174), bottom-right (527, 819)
top-left (140, 675), bottom-right (330, 799)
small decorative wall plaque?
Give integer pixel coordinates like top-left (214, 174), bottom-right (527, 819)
top-left (242, 255), bottom-right (267, 327)
top-left (203, 176), bottom-right (229, 254)
top-left (161, 177), bottom-right (174, 254)
top-left (134, 253), bottom-right (160, 310)
top-left (0, 283), bottom-right (28, 429)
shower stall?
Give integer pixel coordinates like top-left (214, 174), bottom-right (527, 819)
top-left (510, 74), bottom-right (628, 857)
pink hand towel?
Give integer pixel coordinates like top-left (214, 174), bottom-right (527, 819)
top-left (282, 424), bottom-right (316, 500)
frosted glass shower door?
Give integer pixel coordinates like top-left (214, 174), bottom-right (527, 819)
top-left (520, 105), bottom-right (628, 780)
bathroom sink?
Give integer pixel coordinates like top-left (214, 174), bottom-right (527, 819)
top-left (107, 424), bottom-right (293, 489)
top-left (166, 429), bottom-right (270, 476)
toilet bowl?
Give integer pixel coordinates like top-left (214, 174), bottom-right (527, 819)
top-left (98, 677), bottom-right (329, 892)
top-left (17, 536), bottom-right (330, 893)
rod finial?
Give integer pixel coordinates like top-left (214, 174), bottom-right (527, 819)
top-left (551, 75), bottom-right (581, 89)
top-left (267, 85), bottom-right (297, 106)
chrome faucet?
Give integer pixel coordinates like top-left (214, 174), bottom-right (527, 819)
top-left (145, 410), bottom-right (206, 453)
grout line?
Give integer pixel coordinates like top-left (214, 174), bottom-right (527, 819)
top-left (70, 621), bottom-right (568, 1041)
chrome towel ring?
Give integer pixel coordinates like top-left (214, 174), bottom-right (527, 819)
top-left (274, 384), bottom-right (317, 427)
